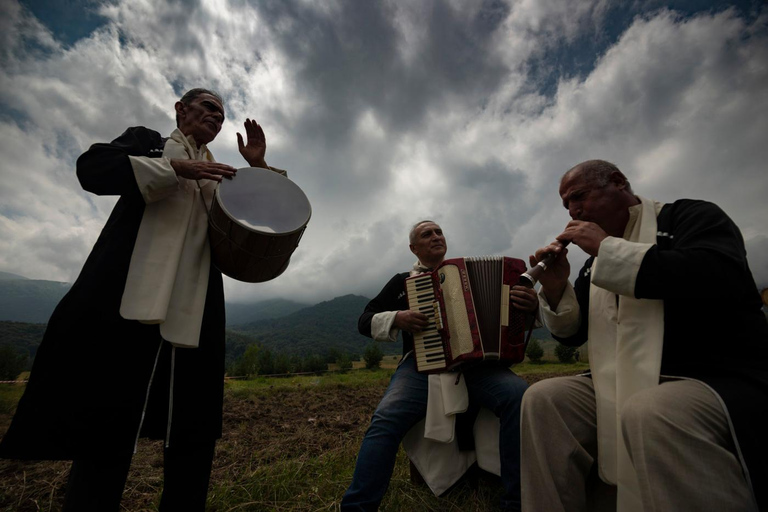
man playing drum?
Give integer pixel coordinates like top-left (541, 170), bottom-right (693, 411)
top-left (341, 220), bottom-right (537, 512)
top-left (521, 160), bottom-right (768, 512)
top-left (0, 88), bottom-right (287, 511)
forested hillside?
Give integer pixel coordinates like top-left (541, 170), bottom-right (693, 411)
top-left (233, 294), bottom-right (403, 359)
top-left (0, 321), bottom-right (47, 371)
top-left (226, 298), bottom-right (309, 327)
top-left (0, 279), bottom-right (70, 323)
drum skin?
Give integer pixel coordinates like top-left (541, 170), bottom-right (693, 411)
top-left (208, 167), bottom-right (311, 283)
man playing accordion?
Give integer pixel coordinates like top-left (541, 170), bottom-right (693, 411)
top-left (341, 220), bottom-right (537, 512)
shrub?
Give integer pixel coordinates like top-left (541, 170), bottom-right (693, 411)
top-left (336, 354), bottom-right (353, 373)
top-left (363, 343), bottom-right (384, 369)
top-left (302, 354), bottom-right (327, 374)
top-left (526, 339), bottom-right (544, 363)
top-left (233, 344), bottom-right (261, 377)
top-left (554, 343), bottom-right (577, 364)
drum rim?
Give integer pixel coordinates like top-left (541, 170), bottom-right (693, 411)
top-left (212, 167), bottom-right (312, 236)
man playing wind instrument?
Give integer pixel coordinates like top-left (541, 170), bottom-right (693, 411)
top-left (521, 160), bottom-right (768, 512)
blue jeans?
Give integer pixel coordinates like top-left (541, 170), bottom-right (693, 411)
top-left (341, 356), bottom-right (527, 511)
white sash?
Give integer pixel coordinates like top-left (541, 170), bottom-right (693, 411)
top-left (588, 196), bottom-right (665, 512)
top-left (119, 129), bottom-right (216, 348)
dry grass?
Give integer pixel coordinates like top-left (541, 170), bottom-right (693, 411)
top-left (0, 364), bottom-right (587, 511)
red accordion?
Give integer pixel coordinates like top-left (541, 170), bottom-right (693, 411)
top-left (405, 256), bottom-right (528, 373)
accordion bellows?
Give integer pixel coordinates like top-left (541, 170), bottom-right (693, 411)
top-left (405, 256), bottom-right (528, 373)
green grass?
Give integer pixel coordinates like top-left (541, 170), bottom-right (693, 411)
top-left (1, 363), bottom-right (584, 511)
top-left (0, 385), bottom-right (24, 415)
top-left (512, 360), bottom-right (589, 376)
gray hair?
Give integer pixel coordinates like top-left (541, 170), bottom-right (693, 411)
top-left (409, 220), bottom-right (436, 244)
top-left (562, 159), bottom-right (633, 193)
top-left (175, 88), bottom-right (224, 126)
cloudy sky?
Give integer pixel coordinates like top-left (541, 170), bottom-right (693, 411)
top-left (1, 0), bottom-right (766, 305)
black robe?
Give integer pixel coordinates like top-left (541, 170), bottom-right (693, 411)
top-left (0, 127), bottom-right (225, 461)
top-left (555, 199), bottom-right (768, 510)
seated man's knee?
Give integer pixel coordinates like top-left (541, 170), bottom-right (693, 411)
top-left (522, 377), bottom-right (582, 414)
top-left (620, 387), bottom-right (677, 440)
top-left (369, 392), bottom-right (425, 434)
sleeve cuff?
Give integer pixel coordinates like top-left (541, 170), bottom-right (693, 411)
top-left (129, 156), bottom-right (179, 203)
top-left (371, 311), bottom-right (400, 342)
top-left (592, 237), bottom-right (654, 296)
top-left (538, 282), bottom-right (581, 338)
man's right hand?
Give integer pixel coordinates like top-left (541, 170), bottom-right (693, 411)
top-left (394, 310), bottom-right (430, 333)
top-left (170, 159), bottom-right (237, 182)
top-left (529, 242), bottom-right (570, 309)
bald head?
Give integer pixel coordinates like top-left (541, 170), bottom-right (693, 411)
top-left (561, 160), bottom-right (634, 195)
top-left (559, 160), bottom-right (640, 237)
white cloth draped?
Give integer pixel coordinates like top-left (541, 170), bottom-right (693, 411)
top-left (120, 128), bottom-right (215, 348)
top-left (539, 196), bottom-right (666, 512)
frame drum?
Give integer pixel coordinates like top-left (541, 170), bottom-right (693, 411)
top-left (209, 167), bottom-right (311, 282)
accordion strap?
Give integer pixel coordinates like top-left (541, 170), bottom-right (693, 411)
top-left (523, 313), bottom-right (536, 353)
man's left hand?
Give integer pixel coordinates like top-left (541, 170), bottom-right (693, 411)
top-left (237, 118), bottom-right (268, 168)
top-left (510, 285), bottom-right (538, 312)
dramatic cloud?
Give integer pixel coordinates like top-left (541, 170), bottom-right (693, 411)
top-left (1, 0), bottom-right (766, 303)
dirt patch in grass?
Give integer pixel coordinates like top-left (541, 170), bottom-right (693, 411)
top-left (0, 370), bottom-right (580, 511)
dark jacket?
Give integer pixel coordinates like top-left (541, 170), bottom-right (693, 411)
top-left (0, 127), bottom-right (226, 460)
top-left (358, 272), bottom-right (412, 356)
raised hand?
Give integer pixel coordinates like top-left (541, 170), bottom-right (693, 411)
top-left (558, 220), bottom-right (608, 257)
top-left (170, 159), bottom-right (237, 182)
top-left (237, 118), bottom-right (267, 168)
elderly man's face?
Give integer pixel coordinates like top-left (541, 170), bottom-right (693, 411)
top-left (410, 222), bottom-right (447, 264)
top-left (559, 171), bottom-right (631, 237)
top-left (175, 93), bottom-right (225, 145)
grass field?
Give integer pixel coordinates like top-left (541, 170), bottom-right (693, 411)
top-left (0, 361), bottom-right (587, 511)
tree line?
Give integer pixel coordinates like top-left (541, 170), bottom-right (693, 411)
top-left (229, 342), bottom-right (385, 378)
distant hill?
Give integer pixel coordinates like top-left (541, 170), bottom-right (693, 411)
top-left (0, 278), bottom-right (71, 323)
top-left (233, 294), bottom-right (402, 360)
top-left (227, 298), bottom-right (309, 327)
top-left (0, 320), bottom-right (266, 373)
top-left (0, 278), bottom-right (559, 367)
top-left (0, 271), bottom-right (29, 281)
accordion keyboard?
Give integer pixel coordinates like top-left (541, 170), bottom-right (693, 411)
top-left (405, 274), bottom-right (447, 372)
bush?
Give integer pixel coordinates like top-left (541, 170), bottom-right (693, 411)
top-left (554, 343), bottom-right (577, 364)
top-left (233, 344), bottom-right (261, 377)
top-left (363, 343), bottom-right (384, 369)
top-left (336, 354), bottom-right (353, 373)
top-left (273, 353), bottom-right (291, 374)
top-left (301, 354), bottom-right (327, 374)
top-left (526, 339), bottom-right (544, 363)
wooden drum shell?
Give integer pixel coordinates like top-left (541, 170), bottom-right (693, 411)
top-left (208, 167), bottom-right (310, 283)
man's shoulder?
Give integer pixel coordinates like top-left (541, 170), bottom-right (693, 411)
top-left (661, 199), bottom-right (725, 219)
top-left (373, 272), bottom-right (410, 298)
top-left (658, 199), bottom-right (733, 232)
top-left (385, 272), bottom-right (410, 285)
top-left (110, 126), bottom-right (167, 156)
